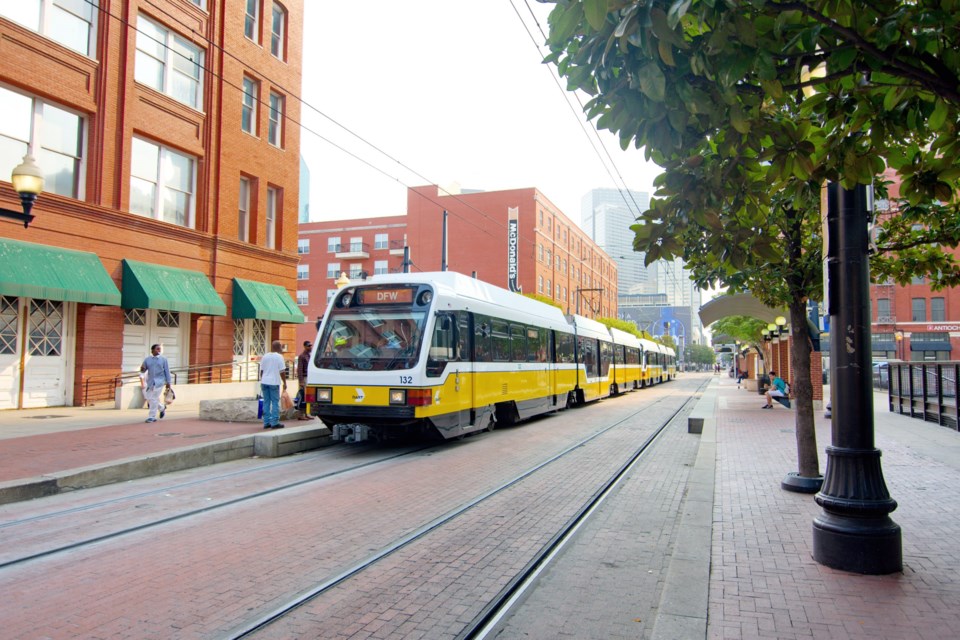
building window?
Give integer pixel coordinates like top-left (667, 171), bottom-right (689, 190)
top-left (538, 244), bottom-right (543, 262)
top-left (538, 276), bottom-right (543, 293)
top-left (348, 264), bottom-right (363, 279)
top-left (135, 15), bottom-right (204, 110)
top-left (297, 264), bottom-right (309, 280)
top-left (238, 177), bottom-right (251, 242)
top-left (326, 263), bottom-right (340, 278)
top-left (374, 233), bottom-right (388, 250)
top-left (189, 0), bottom-right (206, 8)
top-left (244, 0), bottom-right (259, 41)
top-left (1, 0), bottom-right (98, 57)
top-left (266, 186), bottom-right (279, 249)
top-left (876, 298), bottom-right (891, 321)
top-left (349, 236), bottom-right (363, 252)
top-left (911, 275), bottom-right (925, 285)
top-left (328, 237), bottom-right (341, 253)
top-left (270, 2), bottom-right (287, 60)
top-left (374, 260), bottom-right (388, 275)
top-left (123, 309), bottom-right (146, 326)
top-left (297, 239), bottom-right (310, 254)
top-left (130, 137), bottom-right (195, 227)
top-left (296, 290), bottom-right (308, 305)
top-left (931, 297), bottom-right (945, 322)
top-left (0, 86), bottom-right (83, 198)
top-left (268, 92), bottom-right (284, 147)
top-left (912, 298), bottom-right (926, 322)
top-left (326, 289), bottom-right (337, 302)
top-left (241, 76), bottom-right (258, 135)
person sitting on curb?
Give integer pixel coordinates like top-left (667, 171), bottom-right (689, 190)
top-left (762, 371), bottom-right (789, 409)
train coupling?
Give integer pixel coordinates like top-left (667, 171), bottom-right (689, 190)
top-left (332, 423), bottom-right (371, 443)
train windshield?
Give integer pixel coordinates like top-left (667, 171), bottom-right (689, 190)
top-left (315, 308), bottom-right (426, 371)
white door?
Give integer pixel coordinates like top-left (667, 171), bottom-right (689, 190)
top-left (0, 295), bottom-right (22, 410)
top-left (122, 309), bottom-right (188, 378)
top-left (21, 299), bottom-right (70, 408)
top-left (233, 318), bottom-right (269, 381)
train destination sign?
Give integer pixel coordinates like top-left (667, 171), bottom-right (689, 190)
top-left (358, 288), bottom-right (414, 305)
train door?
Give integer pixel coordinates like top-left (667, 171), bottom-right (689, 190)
top-left (428, 311), bottom-right (473, 434)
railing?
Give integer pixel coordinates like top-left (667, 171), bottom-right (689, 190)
top-left (80, 358), bottom-right (292, 406)
top-left (888, 361), bottom-right (959, 430)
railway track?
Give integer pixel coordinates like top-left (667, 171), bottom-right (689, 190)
top-left (229, 379), bottom-right (709, 639)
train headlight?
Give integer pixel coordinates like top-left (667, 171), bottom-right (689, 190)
top-left (418, 290), bottom-right (433, 305)
top-left (389, 389), bottom-right (406, 405)
top-left (316, 387), bottom-right (333, 403)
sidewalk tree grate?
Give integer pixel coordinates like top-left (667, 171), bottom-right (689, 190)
top-left (155, 432), bottom-right (182, 437)
top-left (24, 415), bottom-right (69, 419)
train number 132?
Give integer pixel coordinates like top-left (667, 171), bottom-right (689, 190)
top-left (399, 376), bottom-right (413, 384)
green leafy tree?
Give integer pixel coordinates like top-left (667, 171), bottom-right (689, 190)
top-left (686, 343), bottom-right (717, 367)
top-left (597, 316), bottom-right (643, 337)
top-left (540, 0), bottom-right (960, 481)
top-left (710, 315), bottom-right (771, 359)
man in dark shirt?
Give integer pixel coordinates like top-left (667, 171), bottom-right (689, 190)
top-left (296, 340), bottom-right (312, 420)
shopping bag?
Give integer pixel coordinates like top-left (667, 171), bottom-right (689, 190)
top-left (294, 388), bottom-right (305, 410)
top-left (257, 397), bottom-right (264, 419)
top-left (163, 387), bottom-right (176, 405)
top-left (280, 390), bottom-right (294, 411)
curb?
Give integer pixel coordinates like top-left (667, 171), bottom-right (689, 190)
top-left (0, 425), bottom-right (334, 506)
top-left (651, 380), bottom-right (717, 639)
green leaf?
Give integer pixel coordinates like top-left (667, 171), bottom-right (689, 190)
top-left (583, 0), bottom-right (609, 31)
top-left (666, 0), bottom-right (692, 30)
top-left (637, 63), bottom-right (666, 101)
top-left (930, 98), bottom-right (949, 130)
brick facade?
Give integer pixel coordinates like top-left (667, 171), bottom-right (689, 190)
top-left (296, 185), bottom-right (619, 346)
top-left (0, 1), bottom-right (304, 406)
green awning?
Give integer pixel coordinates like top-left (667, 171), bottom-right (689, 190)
top-left (122, 259), bottom-right (226, 315)
top-left (0, 238), bottom-right (120, 305)
top-left (232, 278), bottom-right (305, 323)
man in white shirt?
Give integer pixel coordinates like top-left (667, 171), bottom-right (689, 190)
top-left (259, 340), bottom-right (288, 429)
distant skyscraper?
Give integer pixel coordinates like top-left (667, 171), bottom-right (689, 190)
top-left (299, 156), bottom-right (311, 223)
top-left (580, 188), bottom-right (650, 294)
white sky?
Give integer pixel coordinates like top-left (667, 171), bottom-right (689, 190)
top-left (298, 0), bottom-right (663, 226)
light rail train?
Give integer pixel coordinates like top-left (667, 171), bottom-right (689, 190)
top-left (304, 272), bottom-right (675, 442)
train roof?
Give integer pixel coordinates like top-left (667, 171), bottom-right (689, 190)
top-left (608, 327), bottom-right (641, 348)
top-left (567, 314), bottom-right (612, 340)
top-left (354, 271), bottom-right (571, 329)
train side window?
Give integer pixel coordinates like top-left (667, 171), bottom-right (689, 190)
top-left (457, 313), bottom-right (470, 362)
top-left (492, 319), bottom-right (510, 361)
top-left (475, 317), bottom-right (491, 362)
top-left (511, 324), bottom-right (526, 362)
top-left (426, 312), bottom-right (456, 377)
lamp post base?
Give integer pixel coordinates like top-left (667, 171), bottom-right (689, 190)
top-left (781, 472), bottom-right (823, 494)
top-left (812, 513), bottom-right (902, 574)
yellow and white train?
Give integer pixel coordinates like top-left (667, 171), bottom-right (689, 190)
top-left (305, 272), bottom-right (675, 442)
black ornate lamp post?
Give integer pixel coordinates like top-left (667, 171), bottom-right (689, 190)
top-left (1, 155), bottom-right (44, 228)
top-left (813, 183), bottom-right (901, 574)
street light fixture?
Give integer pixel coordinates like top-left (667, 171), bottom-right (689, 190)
top-left (2, 154), bottom-right (44, 228)
top-left (775, 315), bottom-right (787, 337)
top-left (894, 330), bottom-right (904, 361)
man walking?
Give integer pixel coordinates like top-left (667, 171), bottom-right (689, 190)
top-left (260, 340), bottom-right (287, 429)
top-left (141, 344), bottom-right (172, 423)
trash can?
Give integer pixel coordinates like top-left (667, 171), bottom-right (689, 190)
top-left (758, 374), bottom-right (770, 395)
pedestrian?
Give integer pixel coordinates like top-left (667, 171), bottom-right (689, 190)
top-left (259, 340), bottom-right (288, 429)
top-left (296, 340), bottom-right (313, 420)
top-left (141, 344), bottom-right (171, 423)
top-left (315, 316), bottom-right (322, 331)
top-left (762, 370), bottom-right (789, 409)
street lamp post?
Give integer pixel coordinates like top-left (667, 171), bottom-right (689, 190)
top-left (1, 155), bottom-right (44, 228)
top-left (813, 183), bottom-right (901, 574)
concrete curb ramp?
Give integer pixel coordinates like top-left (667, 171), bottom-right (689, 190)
top-left (0, 425), bottom-right (333, 505)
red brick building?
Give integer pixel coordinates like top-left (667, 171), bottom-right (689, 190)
top-left (870, 173), bottom-right (960, 361)
top-left (0, 0), bottom-right (304, 409)
top-left (296, 185), bottom-right (618, 346)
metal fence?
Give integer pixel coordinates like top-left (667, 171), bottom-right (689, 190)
top-left (888, 361), bottom-right (959, 430)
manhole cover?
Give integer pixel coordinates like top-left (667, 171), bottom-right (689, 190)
top-left (25, 415), bottom-right (69, 419)
top-left (156, 432), bottom-right (182, 437)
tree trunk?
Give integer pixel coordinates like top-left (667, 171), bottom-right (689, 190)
top-left (789, 300), bottom-right (820, 478)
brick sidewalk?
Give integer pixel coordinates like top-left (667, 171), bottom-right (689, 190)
top-left (0, 417), bottom-right (265, 483)
top-left (708, 378), bottom-right (960, 639)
